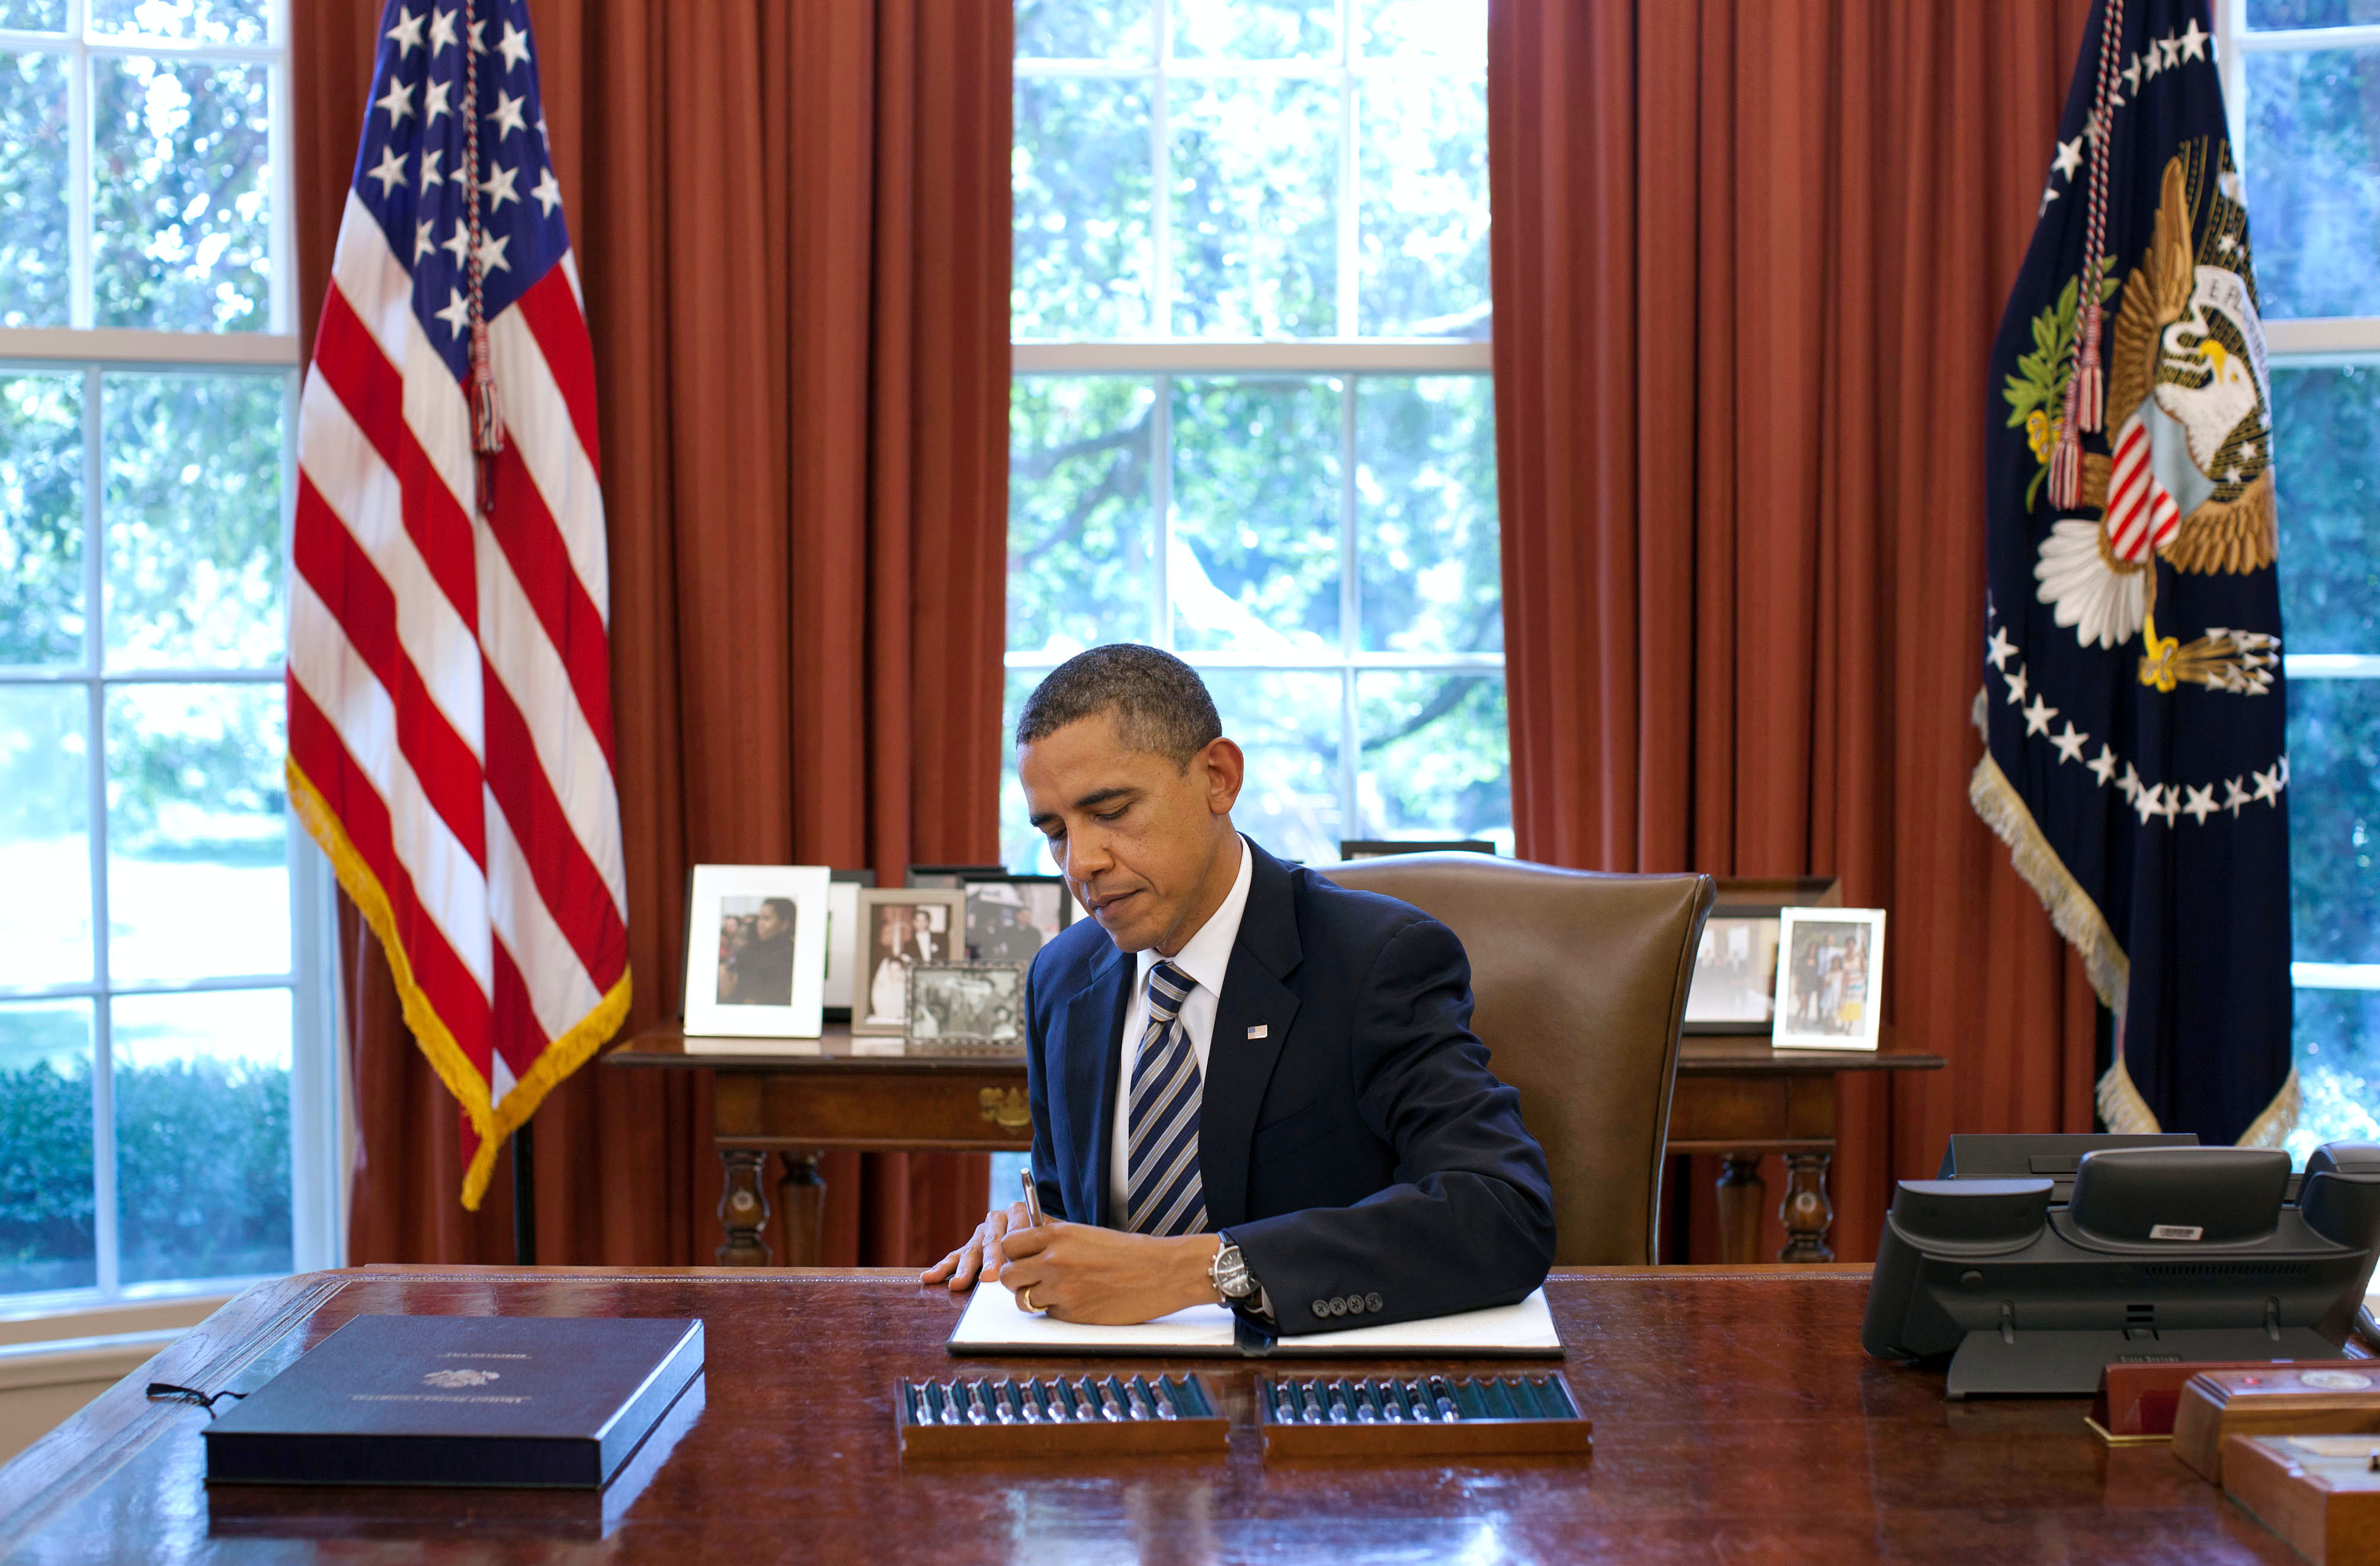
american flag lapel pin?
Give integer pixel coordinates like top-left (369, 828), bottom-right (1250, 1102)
top-left (1247, 1024), bottom-right (1269, 1040)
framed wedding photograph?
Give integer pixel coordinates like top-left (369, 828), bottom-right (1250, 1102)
top-left (851, 887), bottom-right (964, 1036)
top-left (1772, 908), bottom-right (1887, 1051)
top-left (682, 864), bottom-right (831, 1039)
top-left (905, 962), bottom-right (1025, 1045)
top-left (1683, 908), bottom-right (1784, 1032)
top-left (959, 873), bottom-right (1072, 963)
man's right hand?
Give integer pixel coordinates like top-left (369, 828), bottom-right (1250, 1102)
top-left (921, 1200), bottom-right (1034, 1292)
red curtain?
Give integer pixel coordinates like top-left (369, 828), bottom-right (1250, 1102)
top-left (293, 0), bottom-right (1011, 1267)
top-left (1489, 0), bottom-right (2103, 1260)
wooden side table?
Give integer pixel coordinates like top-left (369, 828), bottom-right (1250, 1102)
top-left (1672, 1027), bottom-right (1945, 1263)
top-left (603, 1023), bottom-right (1943, 1267)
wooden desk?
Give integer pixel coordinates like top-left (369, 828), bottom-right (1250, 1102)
top-left (0, 1266), bottom-right (2298, 1564)
top-left (601, 1026), bottom-right (1944, 1268)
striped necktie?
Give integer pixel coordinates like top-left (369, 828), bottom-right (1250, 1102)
top-left (1125, 959), bottom-right (1209, 1236)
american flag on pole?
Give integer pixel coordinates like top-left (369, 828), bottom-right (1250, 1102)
top-left (286, 0), bottom-right (629, 1208)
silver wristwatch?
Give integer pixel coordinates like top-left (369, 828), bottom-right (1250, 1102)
top-left (1209, 1235), bottom-right (1258, 1302)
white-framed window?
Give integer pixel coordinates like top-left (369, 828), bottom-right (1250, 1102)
top-left (2216, 0), bottom-right (2380, 1154)
top-left (0, 0), bottom-right (342, 1319)
top-left (1003, 0), bottom-right (1507, 873)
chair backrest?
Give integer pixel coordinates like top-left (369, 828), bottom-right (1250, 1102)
top-left (1312, 854), bottom-right (1715, 1266)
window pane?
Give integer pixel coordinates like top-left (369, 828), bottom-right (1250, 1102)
top-left (1170, 376), bottom-right (1341, 652)
top-left (1, 370), bottom-right (85, 667)
top-left (0, 52), bottom-right (69, 327)
top-left (1014, 76), bottom-right (1154, 338)
top-left (1356, 671), bottom-right (1510, 846)
top-left (0, 999), bottom-right (94, 1295)
top-left (111, 988), bottom-right (291, 1286)
top-left (1358, 75), bottom-right (1488, 336)
top-left (1170, 76), bottom-right (1337, 337)
top-left (1170, 0), bottom-right (1334, 59)
top-left (1017, 0), bottom-right (1152, 60)
top-left (1360, 0), bottom-right (1485, 62)
top-left (2289, 677), bottom-right (2380, 965)
top-left (0, 0), bottom-right (65, 28)
top-left (88, 0), bottom-right (268, 44)
top-left (2273, 364), bottom-right (2380, 656)
top-left (107, 683), bottom-right (289, 984)
top-left (2244, 47), bottom-right (2380, 320)
top-left (0, 685), bottom-right (91, 991)
top-left (1010, 376), bottom-right (1157, 655)
top-left (2250, 0), bottom-right (2380, 27)
top-left (1357, 375), bottom-right (1500, 652)
top-left (1204, 668), bottom-right (1340, 865)
top-left (91, 56), bottom-right (273, 332)
top-left (1001, 667), bottom-right (1050, 874)
top-left (103, 372), bottom-right (284, 670)
top-left (2288, 988), bottom-right (2380, 1165)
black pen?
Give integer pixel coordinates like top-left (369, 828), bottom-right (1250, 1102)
top-left (1429, 1375), bottom-right (1462, 1421)
top-left (1352, 1380), bottom-right (1379, 1423)
top-left (1374, 1380), bottom-right (1402, 1422)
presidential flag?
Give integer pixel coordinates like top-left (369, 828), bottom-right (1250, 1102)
top-left (1974, 0), bottom-right (2292, 1145)
top-left (286, 0), bottom-right (629, 1206)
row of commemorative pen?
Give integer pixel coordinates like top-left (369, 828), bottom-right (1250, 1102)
top-left (904, 1373), bottom-right (1215, 1426)
top-left (1267, 1375), bottom-right (1578, 1425)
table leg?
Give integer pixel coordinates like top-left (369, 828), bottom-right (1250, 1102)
top-left (1779, 1151), bottom-right (1836, 1263)
top-left (1714, 1154), bottom-right (1766, 1264)
top-left (716, 1148), bottom-right (773, 1266)
top-left (777, 1151), bottom-right (827, 1267)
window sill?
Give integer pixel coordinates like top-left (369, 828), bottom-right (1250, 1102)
top-left (0, 1295), bottom-right (232, 1352)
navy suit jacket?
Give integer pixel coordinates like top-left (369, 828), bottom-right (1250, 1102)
top-left (1024, 840), bottom-right (1556, 1333)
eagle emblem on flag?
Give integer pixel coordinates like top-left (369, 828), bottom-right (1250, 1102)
top-left (1974, 0), bottom-right (2293, 1148)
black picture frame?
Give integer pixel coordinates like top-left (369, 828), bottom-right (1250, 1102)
top-left (1337, 840), bottom-right (1497, 860)
top-left (956, 873), bottom-right (1074, 965)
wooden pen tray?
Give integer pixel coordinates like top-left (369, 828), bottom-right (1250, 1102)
top-left (1258, 1373), bottom-right (1591, 1458)
top-left (896, 1374), bottom-right (1226, 1459)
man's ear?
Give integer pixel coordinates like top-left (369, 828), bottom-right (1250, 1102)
top-left (1199, 737), bottom-right (1245, 818)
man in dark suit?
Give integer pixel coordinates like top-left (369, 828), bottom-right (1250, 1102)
top-left (923, 645), bottom-right (1553, 1332)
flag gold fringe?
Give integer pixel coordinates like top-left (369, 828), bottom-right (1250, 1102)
top-left (288, 756), bottom-right (630, 1210)
top-left (1968, 748), bottom-right (2131, 1010)
top-left (2095, 1049), bottom-right (2161, 1133)
top-left (1969, 744), bottom-right (2298, 1149)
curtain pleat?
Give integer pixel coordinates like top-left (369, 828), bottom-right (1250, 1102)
top-left (1490, 0), bottom-right (2103, 1261)
top-left (295, 0), bottom-right (1010, 1269)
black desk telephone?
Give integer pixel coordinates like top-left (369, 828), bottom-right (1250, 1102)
top-left (1862, 1136), bottom-right (2380, 1398)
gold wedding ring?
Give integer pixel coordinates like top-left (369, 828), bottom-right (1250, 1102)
top-left (1020, 1286), bottom-right (1038, 1312)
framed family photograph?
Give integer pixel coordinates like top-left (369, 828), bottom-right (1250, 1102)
top-left (1772, 908), bottom-right (1887, 1051)
top-left (682, 864), bottom-right (831, 1039)
top-left (1683, 909), bottom-right (1784, 1032)
top-left (852, 888), bottom-right (964, 1036)
top-left (905, 962), bottom-right (1025, 1045)
top-left (960, 874), bottom-right (1072, 964)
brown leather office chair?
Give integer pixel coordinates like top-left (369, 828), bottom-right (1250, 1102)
top-left (1314, 854), bottom-right (1715, 1266)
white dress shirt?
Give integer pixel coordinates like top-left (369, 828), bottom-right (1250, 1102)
top-left (1108, 834), bottom-right (1254, 1219)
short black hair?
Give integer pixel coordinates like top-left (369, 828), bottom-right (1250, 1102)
top-left (1016, 645), bottom-right (1222, 767)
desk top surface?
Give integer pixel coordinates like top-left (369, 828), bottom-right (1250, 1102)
top-left (0, 1265), bottom-right (2286, 1565)
top-left (604, 1023), bottom-right (1947, 1077)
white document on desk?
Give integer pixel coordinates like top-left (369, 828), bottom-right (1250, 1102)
top-left (948, 1280), bottom-right (1562, 1357)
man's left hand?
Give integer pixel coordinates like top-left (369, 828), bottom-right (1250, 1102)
top-left (996, 1222), bottom-right (1219, 1324)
